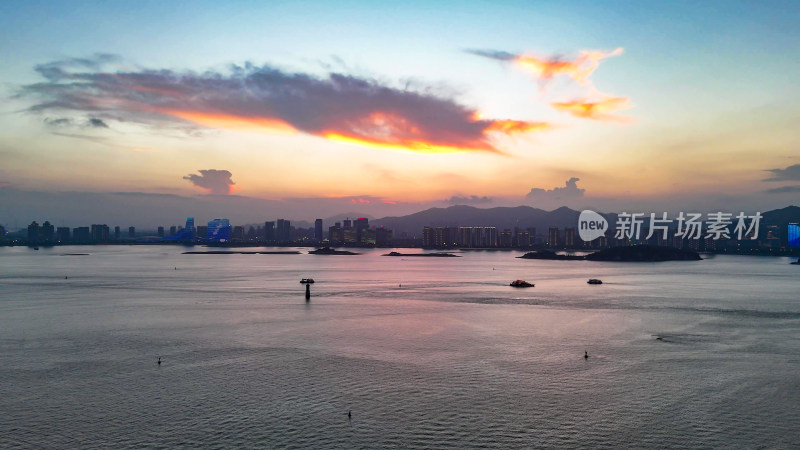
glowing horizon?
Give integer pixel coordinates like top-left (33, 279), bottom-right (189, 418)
top-left (0, 0), bottom-right (798, 219)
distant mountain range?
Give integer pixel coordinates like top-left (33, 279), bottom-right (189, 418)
top-left (371, 205), bottom-right (617, 235)
top-left (370, 204), bottom-right (800, 236)
top-left (247, 205), bottom-right (800, 238)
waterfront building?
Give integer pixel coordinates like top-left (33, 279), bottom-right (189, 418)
top-left (314, 219), bottom-right (323, 242)
top-left (56, 227), bottom-right (70, 243)
top-left (548, 226), bottom-right (559, 248)
top-left (207, 219), bottom-right (231, 242)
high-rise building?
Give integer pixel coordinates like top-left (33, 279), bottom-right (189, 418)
top-left (499, 229), bottom-right (513, 248)
top-left (92, 224), bottom-right (110, 242)
top-left (480, 227), bottom-right (497, 248)
top-left (128, 226), bottom-right (136, 238)
top-left (548, 226), bottom-right (559, 248)
top-left (473, 227), bottom-right (484, 247)
top-left (114, 226), bottom-right (121, 240)
top-left (158, 226), bottom-right (165, 237)
top-left (207, 219), bottom-right (231, 242)
top-left (328, 223), bottom-right (343, 245)
top-left (360, 228), bottom-right (376, 245)
top-left (185, 218), bottom-right (195, 238)
top-left (565, 227), bottom-right (576, 248)
top-left (232, 226), bottom-right (245, 241)
top-left (515, 230), bottom-right (531, 247)
top-left (446, 227), bottom-right (459, 247)
top-left (27, 221), bottom-right (40, 243)
top-left (355, 218), bottom-right (369, 243)
top-left (422, 226), bottom-right (434, 248)
top-left (40, 221), bottom-right (55, 243)
top-left (73, 227), bottom-right (91, 242)
top-left (56, 227), bottom-right (70, 243)
top-left (276, 219), bottom-right (291, 243)
top-left (314, 219), bottom-right (323, 242)
top-left (789, 223), bottom-right (800, 247)
top-left (375, 227), bottom-right (392, 246)
top-left (264, 221), bottom-right (275, 243)
top-left (459, 227), bottom-right (473, 248)
top-left (434, 227), bottom-right (446, 248)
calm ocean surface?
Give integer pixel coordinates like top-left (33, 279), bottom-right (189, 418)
top-left (1, 246), bottom-right (799, 448)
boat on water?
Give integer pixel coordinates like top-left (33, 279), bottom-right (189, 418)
top-left (300, 278), bottom-right (315, 284)
top-left (791, 259), bottom-right (800, 265)
top-left (587, 279), bottom-right (603, 284)
top-left (510, 280), bottom-right (534, 288)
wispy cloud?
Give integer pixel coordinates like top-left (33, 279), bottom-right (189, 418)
top-left (763, 185), bottom-right (800, 194)
top-left (20, 55), bottom-right (550, 154)
top-left (551, 96), bottom-right (633, 122)
top-left (764, 164), bottom-right (800, 181)
top-left (468, 47), bottom-right (622, 89)
top-left (183, 169), bottom-right (238, 195)
top-left (468, 47), bottom-right (632, 121)
top-left (44, 116), bottom-right (110, 128)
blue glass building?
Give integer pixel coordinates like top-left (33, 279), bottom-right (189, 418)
top-left (185, 217), bottom-right (195, 240)
top-left (789, 223), bottom-right (800, 247)
top-left (162, 217), bottom-right (197, 242)
top-left (207, 218), bottom-right (231, 242)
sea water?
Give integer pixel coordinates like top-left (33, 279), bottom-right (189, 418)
top-left (1, 246), bottom-right (799, 448)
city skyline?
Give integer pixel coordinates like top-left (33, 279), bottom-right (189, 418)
top-left (2, 1), bottom-right (799, 224)
top-left (8, 205), bottom-right (799, 256)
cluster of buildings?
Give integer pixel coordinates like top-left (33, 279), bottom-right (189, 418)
top-left (9, 216), bottom-right (393, 247)
top-left (422, 226), bottom-right (530, 248)
top-left (4, 216), bottom-right (798, 254)
top-left (22, 221), bottom-right (138, 245)
top-left (327, 217), bottom-right (392, 246)
top-left (421, 223), bottom-right (800, 253)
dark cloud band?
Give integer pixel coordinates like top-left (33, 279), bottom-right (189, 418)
top-left (20, 55), bottom-right (548, 153)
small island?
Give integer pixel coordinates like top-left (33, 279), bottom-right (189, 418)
top-left (308, 247), bottom-right (360, 255)
top-left (183, 251), bottom-right (301, 255)
top-left (517, 250), bottom-right (584, 260)
top-left (518, 245), bottom-right (702, 262)
top-left (383, 251), bottom-right (460, 257)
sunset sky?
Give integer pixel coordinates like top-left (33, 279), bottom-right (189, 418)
top-left (1, 0), bottom-right (799, 226)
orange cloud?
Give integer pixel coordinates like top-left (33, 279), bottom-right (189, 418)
top-left (25, 58), bottom-right (552, 155)
top-left (470, 48), bottom-right (623, 88)
top-left (322, 116), bottom-right (547, 154)
top-left (164, 110), bottom-right (297, 134)
top-left (469, 47), bottom-right (633, 121)
top-left (550, 96), bottom-right (633, 121)
top-left (484, 119), bottom-right (551, 134)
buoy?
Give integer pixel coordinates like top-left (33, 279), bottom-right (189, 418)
top-left (305, 283), bottom-right (311, 301)
top-left (584, 351), bottom-right (589, 359)
top-left (158, 357), bottom-right (161, 365)
top-left (348, 410), bottom-right (352, 420)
